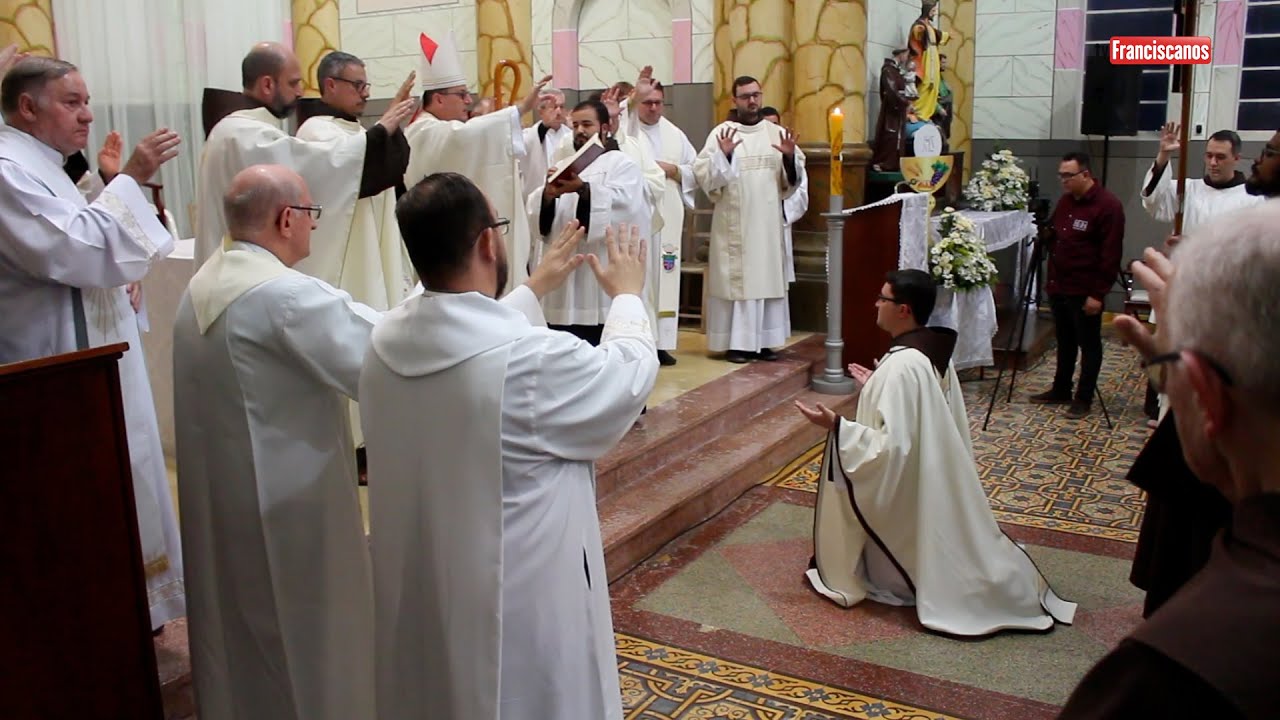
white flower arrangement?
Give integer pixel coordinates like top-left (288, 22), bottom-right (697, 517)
top-left (930, 207), bottom-right (998, 290)
top-left (963, 148), bottom-right (1030, 211)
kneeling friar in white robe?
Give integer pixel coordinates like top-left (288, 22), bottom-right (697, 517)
top-left (0, 57), bottom-right (186, 629)
top-left (404, 30), bottom-right (554, 290)
top-left (174, 166), bottom-right (383, 720)
top-left (797, 269), bottom-right (1077, 637)
top-left (195, 41), bottom-right (416, 266)
top-left (362, 172), bottom-right (658, 720)
top-left (530, 100), bottom-right (650, 341)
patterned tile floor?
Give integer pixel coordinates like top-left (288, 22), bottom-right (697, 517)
top-left (612, 339), bottom-right (1152, 719)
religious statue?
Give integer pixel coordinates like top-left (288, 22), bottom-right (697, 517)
top-left (909, 0), bottom-right (950, 128)
top-left (936, 53), bottom-right (954, 150)
top-left (871, 48), bottom-right (913, 172)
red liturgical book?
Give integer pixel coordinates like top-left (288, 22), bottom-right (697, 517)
top-left (548, 135), bottom-right (606, 184)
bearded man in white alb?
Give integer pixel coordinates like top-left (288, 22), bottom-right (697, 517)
top-left (529, 99), bottom-right (650, 346)
top-left (0, 57), bottom-right (186, 630)
top-left (195, 41), bottom-right (416, 265)
top-left (796, 269), bottom-right (1076, 637)
top-left (295, 50), bottom-right (416, 310)
top-left (403, 30), bottom-right (553, 289)
top-left (174, 165), bottom-right (383, 720)
top-left (695, 75), bottom-right (804, 364)
top-left (362, 172), bottom-right (657, 720)
top-left (520, 87), bottom-right (570, 197)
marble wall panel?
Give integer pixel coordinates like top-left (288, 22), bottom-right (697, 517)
top-left (974, 96), bottom-right (1052, 139)
top-left (1207, 65), bottom-right (1240, 135)
top-left (977, 0), bottom-right (1017, 14)
top-left (1011, 55), bottom-right (1053, 97)
top-left (628, 0), bottom-right (674, 39)
top-left (579, 38), bottom-right (673, 90)
top-left (975, 11), bottom-right (1053, 57)
top-left (692, 32), bottom-right (713, 84)
top-left (692, 0), bottom-right (713, 35)
top-left (365, 54), bottom-right (424, 96)
top-left (975, 56), bottom-right (1013, 97)
top-left (533, 42), bottom-right (553, 79)
top-left (533, 0), bottom-right (554, 43)
top-left (341, 13), bottom-right (398, 59)
top-left (1050, 67), bottom-right (1081, 138)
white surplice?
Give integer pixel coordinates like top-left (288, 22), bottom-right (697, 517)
top-left (520, 121), bottom-right (572, 198)
top-left (361, 285), bottom-right (657, 720)
top-left (173, 241), bottom-right (381, 720)
top-left (806, 335), bottom-right (1077, 637)
top-left (634, 116), bottom-right (697, 349)
top-left (295, 115), bottom-right (416, 311)
top-left (782, 146), bottom-right (809, 284)
top-left (527, 149), bottom-right (651, 327)
top-left (195, 107), bottom-right (367, 265)
top-left (694, 120), bottom-right (803, 352)
top-left (0, 124), bottom-right (185, 628)
top-left (404, 108), bottom-right (533, 288)
top-left (1140, 165), bottom-right (1263, 235)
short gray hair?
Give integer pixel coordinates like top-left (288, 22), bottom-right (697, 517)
top-left (1, 57), bottom-right (77, 117)
top-left (317, 51), bottom-right (364, 88)
top-left (538, 87), bottom-right (565, 108)
top-left (1166, 202), bottom-right (1280, 411)
top-left (223, 170), bottom-right (303, 240)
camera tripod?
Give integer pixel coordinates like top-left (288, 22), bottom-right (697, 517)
top-left (981, 233), bottom-right (1114, 431)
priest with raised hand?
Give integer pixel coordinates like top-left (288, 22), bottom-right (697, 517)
top-left (195, 41), bottom-right (417, 264)
top-left (621, 69), bottom-right (696, 365)
top-left (529, 100), bottom-right (650, 346)
top-left (404, 30), bottom-right (552, 290)
top-left (175, 165), bottom-right (383, 720)
top-left (795, 270), bottom-right (1076, 637)
top-left (0, 57), bottom-right (187, 630)
top-left (694, 76), bottom-right (803, 363)
top-left (295, 51), bottom-right (416, 311)
top-left (519, 87), bottom-right (569, 197)
top-left (361, 172), bottom-right (656, 720)
top-left (1141, 123), bottom-right (1262, 235)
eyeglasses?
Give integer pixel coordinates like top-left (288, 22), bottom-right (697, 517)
top-left (735, 91), bottom-right (763, 101)
top-left (489, 217), bottom-right (510, 236)
top-left (1261, 145), bottom-right (1280, 159)
top-left (1142, 350), bottom-right (1234, 393)
top-left (1058, 170), bottom-right (1084, 181)
top-left (438, 90), bottom-right (472, 100)
top-left (284, 204), bottom-right (323, 221)
top-left (877, 294), bottom-right (901, 304)
top-left (332, 77), bottom-right (370, 93)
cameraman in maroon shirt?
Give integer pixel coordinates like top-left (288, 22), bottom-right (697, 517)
top-left (1030, 152), bottom-right (1124, 419)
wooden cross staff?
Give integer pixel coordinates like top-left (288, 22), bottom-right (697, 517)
top-left (1173, 0), bottom-right (1199, 236)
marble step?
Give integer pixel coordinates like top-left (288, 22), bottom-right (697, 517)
top-left (599, 386), bottom-right (857, 584)
top-left (596, 336), bottom-right (826, 501)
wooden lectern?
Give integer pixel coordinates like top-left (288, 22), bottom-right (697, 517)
top-left (840, 200), bottom-right (905, 369)
top-left (0, 344), bottom-right (164, 719)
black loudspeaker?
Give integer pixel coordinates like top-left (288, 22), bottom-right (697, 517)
top-left (1080, 48), bottom-right (1142, 136)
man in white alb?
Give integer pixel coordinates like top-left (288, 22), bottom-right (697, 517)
top-left (796, 269), bottom-right (1076, 637)
top-left (403, 30), bottom-right (553, 289)
top-left (1141, 123), bottom-right (1262, 237)
top-left (520, 86), bottom-right (570, 197)
top-left (195, 41), bottom-right (415, 264)
top-left (295, 50), bottom-right (416, 310)
top-left (0, 57), bottom-right (186, 629)
top-left (622, 73), bottom-right (697, 365)
top-left (174, 165), bottom-right (383, 720)
top-left (529, 99), bottom-right (650, 345)
top-left (362, 171), bottom-right (657, 720)
top-left (694, 75), bottom-right (804, 363)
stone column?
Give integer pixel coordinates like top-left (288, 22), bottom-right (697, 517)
top-left (940, 0), bottom-right (976, 179)
top-left (0, 0), bottom-right (55, 57)
top-left (712, 0), bottom-right (793, 126)
top-left (478, 0), bottom-right (533, 108)
top-left (292, 0), bottom-right (340, 97)
top-left (788, 0), bottom-right (872, 331)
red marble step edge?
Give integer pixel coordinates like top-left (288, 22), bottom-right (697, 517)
top-left (601, 387), bottom-right (857, 583)
top-left (596, 336), bottom-right (829, 499)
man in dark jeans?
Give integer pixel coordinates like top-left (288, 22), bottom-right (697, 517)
top-left (1031, 152), bottom-right (1124, 419)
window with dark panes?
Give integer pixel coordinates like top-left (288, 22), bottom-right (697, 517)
top-left (1238, 0), bottom-right (1280, 131)
top-left (1085, 0), bottom-right (1175, 132)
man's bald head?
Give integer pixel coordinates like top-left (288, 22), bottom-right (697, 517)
top-left (242, 42), bottom-right (304, 118)
top-left (224, 165), bottom-right (304, 237)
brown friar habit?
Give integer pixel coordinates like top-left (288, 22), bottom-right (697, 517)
top-left (871, 59), bottom-right (911, 172)
top-left (1058, 493), bottom-right (1280, 719)
top-left (1127, 412), bottom-right (1232, 617)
